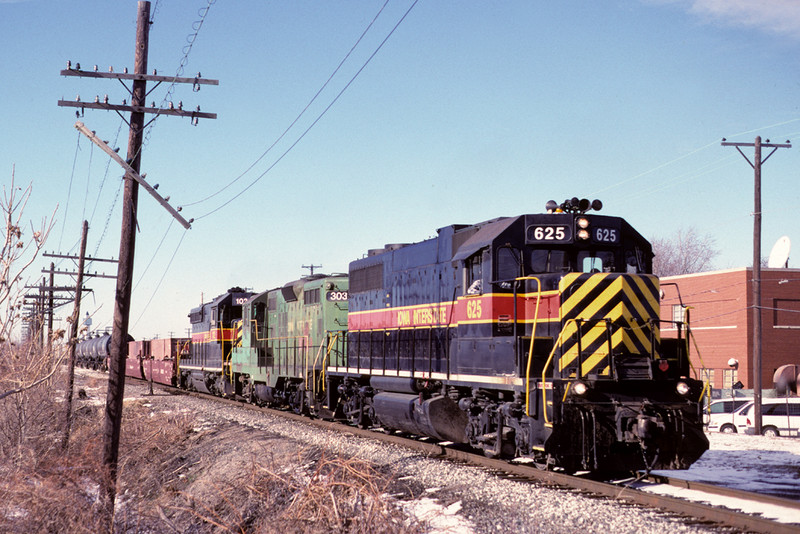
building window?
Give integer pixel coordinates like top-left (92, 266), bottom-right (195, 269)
top-left (773, 298), bottom-right (800, 328)
top-left (700, 368), bottom-right (715, 388)
top-left (722, 368), bottom-right (738, 389)
top-left (672, 305), bottom-right (686, 324)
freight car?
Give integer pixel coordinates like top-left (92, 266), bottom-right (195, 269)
top-left (75, 332), bottom-right (133, 370)
top-left (326, 199), bottom-right (709, 474)
top-left (126, 337), bottom-right (188, 386)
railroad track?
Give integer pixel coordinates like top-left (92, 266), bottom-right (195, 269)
top-left (157, 383), bottom-right (800, 533)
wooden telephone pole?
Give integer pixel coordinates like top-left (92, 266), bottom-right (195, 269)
top-left (58, 1), bottom-right (217, 522)
top-left (721, 136), bottom-right (791, 435)
top-left (60, 220), bottom-right (89, 450)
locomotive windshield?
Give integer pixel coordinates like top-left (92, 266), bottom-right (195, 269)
top-left (526, 245), bottom-right (648, 275)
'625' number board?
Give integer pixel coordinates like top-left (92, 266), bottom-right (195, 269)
top-left (526, 224), bottom-right (572, 243)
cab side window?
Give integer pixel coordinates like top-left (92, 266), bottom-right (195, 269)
top-left (496, 247), bottom-right (521, 285)
top-left (466, 253), bottom-right (483, 295)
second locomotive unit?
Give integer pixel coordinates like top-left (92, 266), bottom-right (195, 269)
top-left (327, 199), bottom-right (708, 474)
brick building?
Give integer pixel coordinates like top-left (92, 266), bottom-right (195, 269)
top-left (659, 267), bottom-right (800, 391)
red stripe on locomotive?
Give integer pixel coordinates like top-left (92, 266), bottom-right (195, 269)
top-left (348, 292), bottom-right (560, 330)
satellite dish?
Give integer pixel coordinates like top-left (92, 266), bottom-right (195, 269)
top-left (767, 236), bottom-right (791, 268)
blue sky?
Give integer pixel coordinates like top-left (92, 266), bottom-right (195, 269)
top-left (2, 0), bottom-right (799, 339)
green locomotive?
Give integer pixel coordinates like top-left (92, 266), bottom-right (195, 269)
top-left (228, 273), bottom-right (348, 414)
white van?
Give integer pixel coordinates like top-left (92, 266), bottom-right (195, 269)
top-left (705, 398), bottom-right (753, 433)
top-left (742, 397), bottom-right (800, 437)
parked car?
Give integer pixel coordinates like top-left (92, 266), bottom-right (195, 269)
top-left (743, 397), bottom-right (800, 437)
top-left (706, 398), bottom-right (753, 433)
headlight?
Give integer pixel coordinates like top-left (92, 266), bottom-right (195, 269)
top-left (577, 229), bottom-right (590, 240)
top-left (676, 381), bottom-right (691, 396)
top-left (572, 381), bottom-right (588, 396)
top-left (576, 217), bottom-right (589, 229)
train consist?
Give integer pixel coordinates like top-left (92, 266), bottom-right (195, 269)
top-left (76, 199), bottom-right (709, 475)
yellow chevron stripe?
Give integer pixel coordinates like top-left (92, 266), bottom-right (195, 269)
top-left (557, 274), bottom-right (662, 376)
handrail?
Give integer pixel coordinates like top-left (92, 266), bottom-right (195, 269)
top-left (539, 318), bottom-right (580, 424)
top-left (513, 276), bottom-right (542, 416)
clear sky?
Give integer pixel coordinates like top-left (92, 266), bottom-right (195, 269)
top-left (2, 0), bottom-right (799, 339)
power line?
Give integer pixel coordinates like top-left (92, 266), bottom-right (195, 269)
top-left (183, 0), bottom-right (391, 209)
top-left (58, 132), bottom-right (82, 250)
top-left (196, 0), bottom-right (420, 220)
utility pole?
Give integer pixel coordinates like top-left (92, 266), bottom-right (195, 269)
top-left (58, 1), bottom-right (216, 521)
top-left (60, 220), bottom-right (89, 450)
top-left (302, 264), bottom-right (322, 276)
top-left (721, 136), bottom-right (791, 435)
top-left (47, 263), bottom-right (54, 352)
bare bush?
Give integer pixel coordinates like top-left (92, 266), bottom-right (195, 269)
top-left (651, 227), bottom-right (719, 277)
top-left (0, 396), bottom-right (196, 533)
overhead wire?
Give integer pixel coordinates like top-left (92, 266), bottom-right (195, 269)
top-left (58, 132), bottom-right (82, 250)
top-left (195, 0), bottom-right (420, 220)
top-left (182, 0), bottom-right (392, 208)
top-left (131, 227), bottom-right (189, 331)
top-left (591, 117), bottom-right (799, 201)
top-left (132, 218), bottom-right (175, 293)
top-left (122, 0), bottom-right (216, 330)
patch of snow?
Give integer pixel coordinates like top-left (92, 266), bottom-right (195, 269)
top-left (400, 497), bottom-right (475, 534)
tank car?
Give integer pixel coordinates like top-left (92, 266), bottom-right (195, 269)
top-left (180, 287), bottom-right (254, 394)
top-left (76, 332), bottom-right (133, 370)
top-left (229, 274), bottom-right (348, 414)
top-left (327, 199), bottom-right (709, 474)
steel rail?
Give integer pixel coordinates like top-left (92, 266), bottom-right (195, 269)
top-left (160, 385), bottom-right (800, 534)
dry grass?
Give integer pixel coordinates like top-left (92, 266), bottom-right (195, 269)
top-left (168, 450), bottom-right (421, 533)
top-left (0, 362), bottom-right (423, 533)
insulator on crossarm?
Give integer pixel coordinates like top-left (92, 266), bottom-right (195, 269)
top-left (122, 99), bottom-right (127, 105)
top-left (94, 95), bottom-right (99, 103)
top-left (168, 102), bottom-right (174, 110)
top-left (103, 95), bottom-right (109, 104)
top-left (152, 69), bottom-right (157, 75)
top-left (93, 65), bottom-right (98, 72)
top-left (76, 94), bottom-right (81, 102)
top-left (108, 66), bottom-right (113, 73)
top-left (177, 206), bottom-right (182, 212)
top-left (164, 196), bottom-right (170, 202)
top-left (67, 60), bottom-right (71, 69)
top-left (178, 101), bottom-right (183, 110)
top-left (153, 184), bottom-right (159, 190)
top-left (151, 101), bottom-right (156, 108)
top-left (124, 67), bottom-right (128, 74)
top-left (76, 62), bottom-right (81, 70)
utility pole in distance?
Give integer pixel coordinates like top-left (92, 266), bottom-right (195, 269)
top-left (58, 1), bottom-right (217, 521)
top-left (721, 136), bottom-right (791, 436)
top-left (60, 220), bottom-right (89, 451)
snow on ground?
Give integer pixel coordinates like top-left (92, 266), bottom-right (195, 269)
top-left (647, 432), bottom-right (800, 524)
top-left (663, 432), bottom-right (800, 499)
